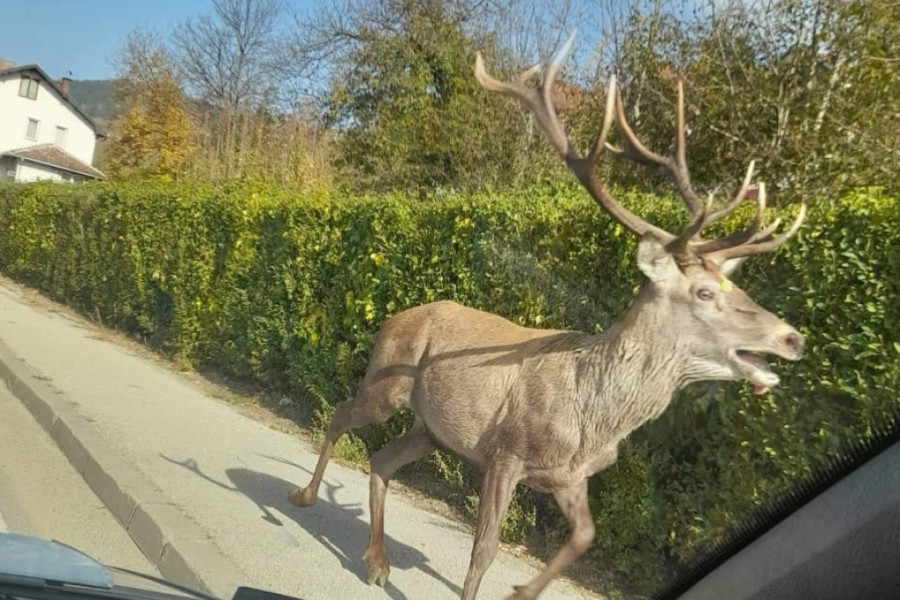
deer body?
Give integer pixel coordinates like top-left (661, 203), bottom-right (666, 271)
top-left (363, 299), bottom-right (666, 490)
top-left (290, 33), bottom-right (808, 600)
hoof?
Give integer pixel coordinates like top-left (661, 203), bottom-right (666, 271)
top-left (366, 565), bottom-right (389, 587)
top-left (505, 585), bottom-right (534, 600)
top-left (363, 550), bottom-right (390, 587)
top-left (288, 486), bottom-right (317, 507)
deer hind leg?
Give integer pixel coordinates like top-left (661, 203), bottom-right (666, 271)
top-left (363, 419), bottom-right (434, 587)
top-left (461, 458), bottom-right (522, 600)
top-left (289, 399), bottom-right (356, 507)
top-left (289, 374), bottom-right (411, 508)
top-left (505, 480), bottom-right (593, 600)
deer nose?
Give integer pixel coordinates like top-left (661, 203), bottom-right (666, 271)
top-left (783, 331), bottom-right (805, 358)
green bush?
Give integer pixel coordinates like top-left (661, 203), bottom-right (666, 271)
top-left (0, 180), bottom-right (896, 594)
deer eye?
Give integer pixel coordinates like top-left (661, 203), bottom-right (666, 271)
top-left (696, 288), bottom-right (716, 301)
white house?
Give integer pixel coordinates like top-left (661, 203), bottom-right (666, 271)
top-left (0, 60), bottom-right (106, 182)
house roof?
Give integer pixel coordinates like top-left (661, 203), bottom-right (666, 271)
top-left (0, 64), bottom-right (107, 138)
top-left (2, 144), bottom-right (106, 179)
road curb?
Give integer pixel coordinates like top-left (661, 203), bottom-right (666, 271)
top-left (0, 339), bottom-right (244, 598)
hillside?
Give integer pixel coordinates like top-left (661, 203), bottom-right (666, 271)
top-left (68, 79), bottom-right (117, 121)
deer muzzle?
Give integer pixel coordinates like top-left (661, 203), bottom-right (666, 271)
top-left (728, 324), bottom-right (804, 395)
top-left (782, 330), bottom-right (805, 360)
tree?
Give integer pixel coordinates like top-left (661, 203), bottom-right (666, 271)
top-left (325, 2), bottom-right (484, 190)
top-left (288, 0), bottom-right (585, 192)
top-left (169, 0), bottom-right (292, 180)
top-left (803, 0), bottom-right (899, 193)
top-left (171, 0), bottom-right (285, 112)
top-left (106, 30), bottom-right (193, 179)
top-left (591, 0), bottom-right (899, 201)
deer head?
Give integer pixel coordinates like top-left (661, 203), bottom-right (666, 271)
top-left (475, 34), bottom-right (806, 395)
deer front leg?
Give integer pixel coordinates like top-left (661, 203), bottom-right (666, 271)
top-left (364, 421), bottom-right (434, 587)
top-left (461, 459), bottom-right (522, 600)
top-left (506, 480), bottom-right (593, 600)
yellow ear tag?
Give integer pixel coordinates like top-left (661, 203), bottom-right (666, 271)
top-left (719, 275), bottom-right (733, 293)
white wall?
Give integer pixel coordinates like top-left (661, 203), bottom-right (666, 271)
top-left (15, 161), bottom-right (64, 182)
top-left (0, 72), bottom-right (98, 165)
top-left (14, 161), bottom-right (87, 182)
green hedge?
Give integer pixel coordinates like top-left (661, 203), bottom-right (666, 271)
top-left (0, 180), bottom-right (897, 594)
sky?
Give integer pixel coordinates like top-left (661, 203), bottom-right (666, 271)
top-left (0, 0), bottom-right (321, 81)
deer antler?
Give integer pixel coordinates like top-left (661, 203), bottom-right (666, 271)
top-left (607, 79), bottom-right (702, 215)
top-left (474, 34), bottom-right (675, 244)
top-left (475, 33), bottom-right (806, 263)
top-left (703, 184), bottom-right (807, 261)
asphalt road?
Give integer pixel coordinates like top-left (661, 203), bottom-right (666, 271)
top-left (0, 378), bottom-right (157, 574)
top-left (0, 277), bottom-right (592, 600)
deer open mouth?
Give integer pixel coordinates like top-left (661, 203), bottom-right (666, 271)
top-left (730, 349), bottom-right (780, 394)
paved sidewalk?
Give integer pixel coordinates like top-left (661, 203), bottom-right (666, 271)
top-left (0, 278), bottom-right (588, 600)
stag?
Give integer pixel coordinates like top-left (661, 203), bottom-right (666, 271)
top-left (289, 35), bottom-right (806, 600)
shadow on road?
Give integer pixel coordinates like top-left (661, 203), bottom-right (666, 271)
top-left (161, 454), bottom-right (463, 600)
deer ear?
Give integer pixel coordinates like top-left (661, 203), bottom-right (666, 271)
top-left (637, 234), bottom-right (678, 282)
top-left (718, 256), bottom-right (747, 276)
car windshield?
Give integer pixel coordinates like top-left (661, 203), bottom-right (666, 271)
top-left (651, 408), bottom-right (900, 599)
top-left (0, 534), bottom-right (212, 600)
top-left (0, 2), bottom-right (897, 600)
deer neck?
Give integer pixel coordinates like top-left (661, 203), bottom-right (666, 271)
top-left (579, 285), bottom-right (689, 442)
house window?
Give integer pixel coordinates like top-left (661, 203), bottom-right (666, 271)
top-left (55, 126), bottom-right (68, 148)
top-left (25, 118), bottom-right (39, 141)
top-left (18, 77), bottom-right (39, 100)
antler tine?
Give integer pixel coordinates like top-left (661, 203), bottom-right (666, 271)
top-left (705, 160), bottom-right (756, 225)
top-left (668, 193), bottom-right (711, 255)
top-left (607, 89), bottom-right (668, 167)
top-left (691, 177), bottom-right (766, 254)
top-left (752, 217), bottom-right (782, 241)
top-left (516, 63), bottom-right (542, 85)
top-left (708, 213), bottom-right (782, 271)
top-left (476, 33), bottom-right (674, 243)
top-left (707, 197), bottom-right (807, 262)
top-left (587, 73), bottom-right (617, 163)
top-left (607, 81), bottom-right (701, 216)
top-left (675, 81), bottom-right (687, 177)
top-left (474, 35), bottom-right (575, 160)
top-left (670, 80), bottom-right (701, 215)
